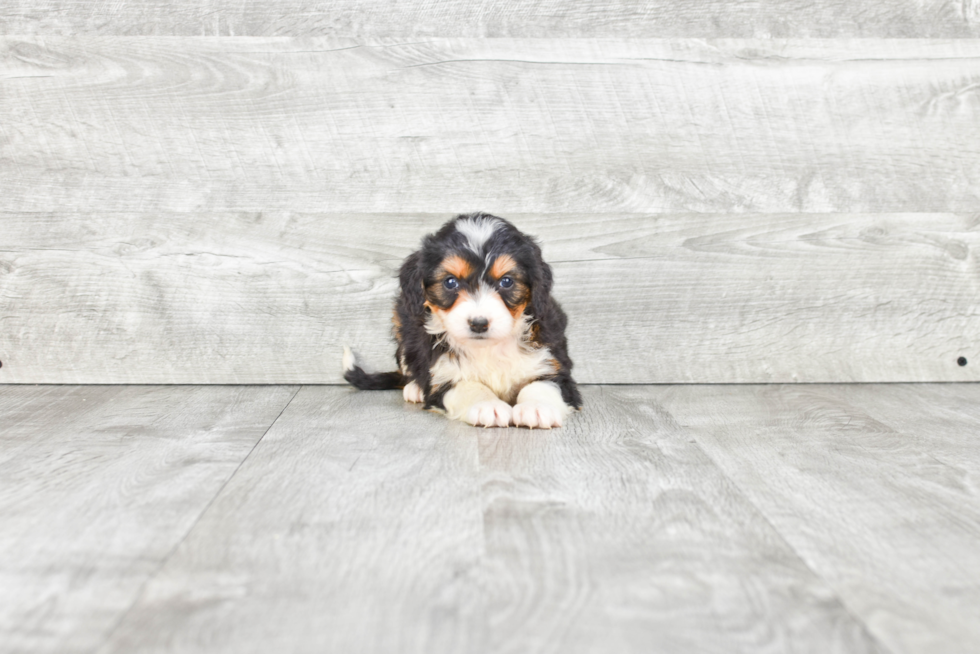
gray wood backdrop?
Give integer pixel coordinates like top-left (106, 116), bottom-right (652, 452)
top-left (1, 5), bottom-right (979, 383)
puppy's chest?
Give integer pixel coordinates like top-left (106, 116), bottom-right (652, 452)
top-left (431, 344), bottom-right (555, 403)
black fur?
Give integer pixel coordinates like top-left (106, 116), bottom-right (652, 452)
top-left (346, 212), bottom-right (582, 411)
top-left (342, 366), bottom-right (406, 390)
top-left (394, 249), bottom-right (451, 409)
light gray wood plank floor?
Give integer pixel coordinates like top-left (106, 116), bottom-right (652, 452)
top-left (2, 384), bottom-right (979, 653)
top-left (0, 385), bottom-right (299, 654)
top-left (653, 384), bottom-right (980, 654)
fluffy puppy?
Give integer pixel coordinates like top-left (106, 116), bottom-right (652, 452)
top-left (344, 212), bottom-right (581, 428)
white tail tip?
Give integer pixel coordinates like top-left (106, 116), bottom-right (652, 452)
top-left (342, 346), bottom-right (356, 372)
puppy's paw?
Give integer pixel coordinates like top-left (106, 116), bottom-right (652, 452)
top-left (403, 381), bottom-right (424, 404)
top-left (512, 403), bottom-right (563, 429)
top-left (465, 400), bottom-right (513, 428)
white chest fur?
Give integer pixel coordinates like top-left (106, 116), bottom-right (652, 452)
top-left (430, 341), bottom-right (556, 404)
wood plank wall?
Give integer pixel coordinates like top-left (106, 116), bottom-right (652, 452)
top-left (1, 5), bottom-right (979, 383)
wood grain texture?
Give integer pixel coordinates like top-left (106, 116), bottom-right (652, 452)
top-left (96, 386), bottom-right (885, 654)
top-left (97, 385), bottom-right (489, 654)
top-left (2, 38), bottom-right (980, 214)
top-left (475, 385), bottom-right (884, 654)
top-left (0, 385), bottom-right (297, 654)
top-left (2, 0), bottom-right (979, 37)
top-left (654, 383), bottom-right (980, 654)
top-left (1, 212), bottom-right (977, 384)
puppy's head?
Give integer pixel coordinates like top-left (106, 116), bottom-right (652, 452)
top-left (414, 213), bottom-right (551, 348)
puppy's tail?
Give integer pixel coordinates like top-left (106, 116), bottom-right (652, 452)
top-left (342, 346), bottom-right (407, 390)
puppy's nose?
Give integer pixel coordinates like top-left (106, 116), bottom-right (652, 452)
top-left (468, 317), bottom-right (489, 334)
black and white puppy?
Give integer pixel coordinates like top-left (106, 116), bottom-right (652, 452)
top-left (344, 212), bottom-right (582, 428)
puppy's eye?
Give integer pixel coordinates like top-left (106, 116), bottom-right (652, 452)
top-left (499, 276), bottom-right (514, 289)
top-left (443, 276), bottom-right (459, 291)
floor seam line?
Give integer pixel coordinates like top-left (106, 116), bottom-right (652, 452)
top-left (87, 385), bottom-right (303, 654)
top-left (679, 424), bottom-right (897, 654)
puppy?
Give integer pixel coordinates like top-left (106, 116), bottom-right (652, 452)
top-left (343, 212), bottom-right (582, 428)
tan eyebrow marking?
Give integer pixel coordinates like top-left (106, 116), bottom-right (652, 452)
top-left (490, 254), bottom-right (516, 279)
top-left (442, 254), bottom-right (473, 279)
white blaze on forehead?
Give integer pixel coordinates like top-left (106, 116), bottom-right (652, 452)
top-left (455, 215), bottom-right (501, 254)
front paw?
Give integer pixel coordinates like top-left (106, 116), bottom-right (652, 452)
top-left (403, 381), bottom-right (424, 403)
top-left (465, 400), bottom-right (513, 428)
top-left (512, 402), bottom-right (563, 429)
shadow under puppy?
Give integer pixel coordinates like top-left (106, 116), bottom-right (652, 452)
top-left (344, 212), bottom-right (582, 428)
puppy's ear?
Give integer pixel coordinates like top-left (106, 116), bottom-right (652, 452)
top-left (398, 250), bottom-right (426, 311)
top-left (528, 243), bottom-right (554, 319)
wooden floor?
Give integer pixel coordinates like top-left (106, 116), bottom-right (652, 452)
top-left (2, 384), bottom-right (979, 654)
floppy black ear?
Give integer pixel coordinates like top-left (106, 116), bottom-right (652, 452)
top-left (398, 250), bottom-right (426, 313)
top-left (528, 247), bottom-right (554, 320)
top-left (395, 248), bottom-right (438, 398)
